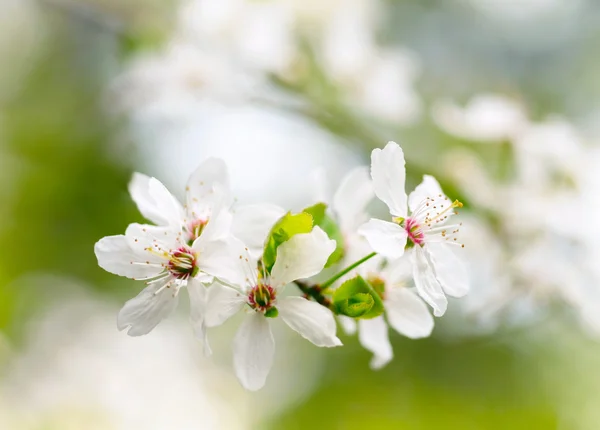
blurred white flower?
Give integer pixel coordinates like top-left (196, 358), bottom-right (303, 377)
top-left (179, 0), bottom-right (296, 75)
top-left (110, 41), bottom-right (265, 119)
top-left (0, 293), bottom-right (249, 430)
top-left (432, 94), bottom-right (527, 142)
top-left (442, 109), bottom-right (600, 337)
top-left (205, 227), bottom-right (341, 391)
top-left (359, 142), bottom-right (469, 316)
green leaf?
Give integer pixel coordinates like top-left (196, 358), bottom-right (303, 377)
top-left (303, 202), bottom-right (327, 225)
top-left (263, 212), bottom-right (314, 274)
top-left (303, 202), bottom-right (345, 268)
top-left (332, 275), bottom-right (384, 319)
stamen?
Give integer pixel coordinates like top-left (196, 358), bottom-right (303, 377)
top-left (248, 283), bottom-right (276, 313)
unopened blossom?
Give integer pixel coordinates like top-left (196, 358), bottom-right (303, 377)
top-left (359, 141), bottom-right (469, 316)
top-left (95, 158), bottom-right (242, 338)
top-left (203, 227), bottom-right (341, 391)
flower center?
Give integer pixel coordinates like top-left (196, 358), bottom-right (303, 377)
top-left (167, 246), bottom-right (198, 279)
top-left (394, 198), bottom-right (465, 248)
top-left (248, 284), bottom-right (276, 312)
top-left (404, 217), bottom-right (425, 246)
top-left (186, 218), bottom-right (208, 244)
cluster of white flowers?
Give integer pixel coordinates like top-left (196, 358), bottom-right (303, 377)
top-left (432, 93), bottom-right (600, 336)
top-left (95, 141), bottom-right (469, 390)
top-left (112, 0), bottom-right (421, 127)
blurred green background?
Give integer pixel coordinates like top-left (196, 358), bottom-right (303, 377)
top-left (2, 0), bottom-right (600, 429)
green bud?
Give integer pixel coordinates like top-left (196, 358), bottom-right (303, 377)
top-left (332, 275), bottom-right (384, 320)
top-left (335, 293), bottom-right (374, 318)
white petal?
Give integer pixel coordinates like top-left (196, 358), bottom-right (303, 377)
top-left (332, 166), bottom-right (374, 233)
top-left (270, 227), bottom-right (336, 289)
top-left (231, 203), bottom-right (285, 257)
top-left (358, 316), bottom-right (393, 370)
top-left (117, 281), bottom-right (179, 336)
top-left (196, 236), bottom-right (251, 286)
top-left (233, 313), bottom-right (275, 391)
top-left (408, 175), bottom-right (445, 213)
top-left (385, 288), bottom-right (434, 338)
top-left (204, 282), bottom-right (247, 327)
top-left (308, 167), bottom-right (329, 204)
top-left (358, 219), bottom-right (407, 259)
top-left (147, 177), bottom-right (185, 227)
top-left (187, 279), bottom-right (212, 355)
top-left (381, 253), bottom-right (413, 285)
top-left (94, 235), bottom-right (162, 280)
top-left (413, 247), bottom-right (447, 317)
top-left (370, 141), bottom-right (408, 217)
top-left (124, 223), bottom-right (182, 258)
top-left (427, 243), bottom-right (469, 297)
top-left (186, 157), bottom-right (231, 216)
top-left (337, 315), bottom-right (357, 335)
top-left (128, 173), bottom-right (171, 226)
top-left (279, 297), bottom-right (342, 347)
top-left (198, 209), bottom-right (233, 243)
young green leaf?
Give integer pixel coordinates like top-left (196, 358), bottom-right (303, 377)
top-left (303, 202), bottom-right (345, 268)
top-left (262, 212), bottom-right (313, 274)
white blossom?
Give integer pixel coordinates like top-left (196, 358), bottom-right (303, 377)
top-left (95, 158), bottom-right (240, 341)
top-left (204, 227), bottom-right (341, 391)
top-left (359, 141), bottom-right (469, 316)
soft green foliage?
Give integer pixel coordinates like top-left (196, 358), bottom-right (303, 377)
top-left (303, 202), bottom-right (345, 267)
top-left (333, 276), bottom-right (384, 319)
top-left (262, 212), bottom-right (313, 274)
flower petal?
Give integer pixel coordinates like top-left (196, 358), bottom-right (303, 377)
top-left (358, 316), bottom-right (393, 370)
top-left (413, 247), bottom-right (447, 317)
top-left (147, 177), bottom-right (185, 227)
top-left (204, 282), bottom-right (247, 327)
top-left (371, 141), bottom-right (408, 217)
top-left (382, 253), bottom-right (413, 285)
top-left (332, 166), bottom-right (374, 233)
top-left (128, 173), bottom-right (172, 226)
top-left (94, 235), bottom-right (162, 280)
top-left (358, 219), bottom-right (407, 259)
top-left (196, 236), bottom-right (251, 286)
top-left (279, 297), bottom-right (342, 347)
top-left (231, 203), bottom-right (285, 257)
top-left (385, 288), bottom-right (434, 338)
top-left (117, 281), bottom-right (179, 336)
top-left (270, 227), bottom-right (336, 289)
top-left (124, 223), bottom-right (182, 257)
top-left (337, 315), bottom-right (357, 335)
top-left (187, 278), bottom-right (212, 355)
top-left (186, 157), bottom-right (231, 216)
top-left (408, 175), bottom-right (445, 213)
top-left (233, 313), bottom-right (275, 391)
top-left (427, 243), bottom-right (469, 297)
top-left (198, 209), bottom-right (233, 243)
